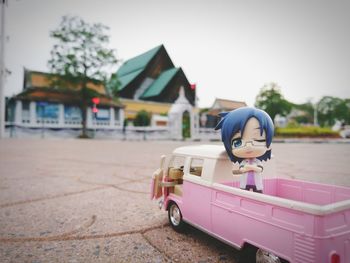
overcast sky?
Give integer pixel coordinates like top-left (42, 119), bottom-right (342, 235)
top-left (3, 0), bottom-right (350, 107)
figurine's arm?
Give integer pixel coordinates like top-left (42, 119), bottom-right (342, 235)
top-left (240, 159), bottom-right (263, 173)
top-left (244, 164), bottom-right (263, 172)
top-left (232, 161), bottom-right (246, 174)
top-left (233, 160), bottom-right (263, 174)
top-left (238, 162), bottom-right (248, 173)
top-left (239, 165), bottom-right (247, 173)
top-left (232, 169), bottom-right (243, 174)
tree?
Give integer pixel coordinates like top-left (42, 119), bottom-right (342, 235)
top-left (317, 96), bottom-right (349, 127)
top-left (291, 101), bottom-right (314, 124)
top-left (48, 15), bottom-right (118, 137)
top-left (106, 73), bottom-right (121, 98)
top-left (254, 82), bottom-right (292, 122)
top-left (344, 99), bottom-right (350, 124)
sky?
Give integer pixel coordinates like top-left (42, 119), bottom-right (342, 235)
top-left (3, 0), bottom-right (350, 108)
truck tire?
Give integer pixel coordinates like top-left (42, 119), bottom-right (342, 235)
top-left (168, 202), bottom-right (186, 232)
top-left (256, 248), bottom-right (283, 263)
top-left (240, 244), bottom-right (288, 263)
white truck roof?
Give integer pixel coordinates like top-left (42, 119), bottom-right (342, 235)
top-left (173, 144), bottom-right (229, 160)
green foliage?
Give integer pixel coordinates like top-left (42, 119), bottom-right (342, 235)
top-left (290, 101), bottom-right (314, 124)
top-left (48, 15), bottom-right (119, 137)
top-left (105, 73), bottom-right (121, 98)
top-left (254, 82), bottom-right (292, 121)
top-left (182, 111), bottom-right (191, 138)
top-left (345, 99), bottom-right (350, 124)
top-left (293, 115), bottom-right (312, 124)
top-left (255, 83), bottom-right (350, 128)
top-left (275, 126), bottom-right (339, 138)
top-left (133, 110), bottom-right (151, 127)
top-left (48, 16), bottom-right (118, 83)
top-left (285, 120), bottom-right (300, 128)
top-left (199, 108), bottom-right (209, 114)
top-left (317, 96), bottom-right (350, 127)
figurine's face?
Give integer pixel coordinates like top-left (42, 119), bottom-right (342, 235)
top-left (231, 117), bottom-right (270, 159)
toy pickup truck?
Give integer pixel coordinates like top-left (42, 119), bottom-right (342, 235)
top-left (151, 145), bottom-right (350, 263)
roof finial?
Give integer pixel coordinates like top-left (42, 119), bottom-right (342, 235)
top-left (175, 86), bottom-right (189, 104)
top-left (179, 86), bottom-right (185, 97)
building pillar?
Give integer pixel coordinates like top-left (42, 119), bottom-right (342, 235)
top-left (190, 111), bottom-right (199, 140)
top-left (29, 101), bottom-right (36, 125)
top-left (109, 107), bottom-right (115, 127)
top-left (58, 104), bottom-right (64, 126)
top-left (169, 112), bottom-right (181, 140)
top-left (87, 107), bottom-right (93, 128)
top-left (119, 108), bottom-right (124, 128)
top-left (15, 100), bottom-right (22, 125)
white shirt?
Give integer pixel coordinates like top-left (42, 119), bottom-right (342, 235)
top-left (238, 158), bottom-right (263, 191)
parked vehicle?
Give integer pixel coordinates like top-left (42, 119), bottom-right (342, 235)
top-left (151, 144), bottom-right (350, 263)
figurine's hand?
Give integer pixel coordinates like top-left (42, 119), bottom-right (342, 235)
top-left (232, 169), bottom-right (243, 175)
top-left (244, 164), bottom-right (262, 172)
top-left (239, 165), bottom-right (247, 173)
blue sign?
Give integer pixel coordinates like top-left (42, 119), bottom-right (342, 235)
top-left (38, 101), bottom-right (48, 107)
top-left (36, 102), bottom-right (59, 119)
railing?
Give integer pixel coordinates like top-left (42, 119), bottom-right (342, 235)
top-left (197, 128), bottom-right (221, 141)
top-left (5, 122), bottom-right (223, 141)
top-left (36, 118), bottom-right (59, 125)
top-left (64, 120), bottom-right (82, 126)
top-left (92, 120), bottom-right (110, 126)
top-left (119, 127), bottom-right (170, 140)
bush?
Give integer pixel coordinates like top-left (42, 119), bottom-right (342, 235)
top-left (133, 110), bottom-right (151, 127)
top-left (275, 126), bottom-right (340, 138)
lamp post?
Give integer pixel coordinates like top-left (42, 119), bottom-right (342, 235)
top-left (314, 101), bottom-right (318, 126)
top-left (0, 0), bottom-right (7, 139)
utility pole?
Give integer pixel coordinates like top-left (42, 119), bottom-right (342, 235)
top-left (314, 101), bottom-right (318, 126)
top-left (0, 0), bottom-right (7, 139)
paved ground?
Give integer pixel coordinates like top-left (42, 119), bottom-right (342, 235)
top-left (0, 139), bottom-right (349, 263)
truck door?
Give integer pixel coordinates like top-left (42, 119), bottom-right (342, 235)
top-left (182, 158), bottom-right (212, 231)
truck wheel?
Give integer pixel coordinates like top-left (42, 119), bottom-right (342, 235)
top-left (256, 248), bottom-right (282, 263)
top-left (168, 202), bottom-right (186, 232)
top-left (240, 244), bottom-right (288, 263)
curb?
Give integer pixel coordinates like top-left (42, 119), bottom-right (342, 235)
top-left (273, 138), bottom-right (350, 144)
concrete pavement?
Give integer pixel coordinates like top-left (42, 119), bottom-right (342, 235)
top-left (0, 139), bottom-right (349, 262)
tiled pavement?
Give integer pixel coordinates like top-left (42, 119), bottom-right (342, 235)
top-left (0, 139), bottom-right (349, 262)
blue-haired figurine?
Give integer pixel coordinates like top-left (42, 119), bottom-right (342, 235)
top-left (215, 107), bottom-right (274, 193)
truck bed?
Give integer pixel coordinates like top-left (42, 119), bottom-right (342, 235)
top-left (209, 178), bottom-right (350, 262)
top-left (217, 178), bottom-right (350, 215)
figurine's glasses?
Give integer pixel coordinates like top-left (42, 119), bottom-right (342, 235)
top-left (231, 138), bottom-right (266, 148)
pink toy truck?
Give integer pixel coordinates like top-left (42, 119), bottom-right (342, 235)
top-left (151, 145), bottom-right (350, 263)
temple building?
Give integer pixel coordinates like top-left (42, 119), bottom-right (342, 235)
top-left (201, 98), bottom-right (247, 127)
top-left (5, 44), bottom-right (245, 140)
top-left (6, 70), bottom-right (124, 138)
top-left (117, 45), bottom-right (196, 120)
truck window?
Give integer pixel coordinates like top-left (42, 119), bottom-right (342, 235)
top-left (190, 158), bottom-right (204, 177)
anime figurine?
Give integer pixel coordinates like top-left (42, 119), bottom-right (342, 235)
top-left (215, 107), bottom-right (274, 193)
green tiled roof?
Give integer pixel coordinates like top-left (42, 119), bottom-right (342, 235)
top-left (117, 45), bottom-right (162, 77)
top-left (116, 45), bottom-right (163, 90)
top-left (140, 68), bottom-right (179, 99)
top-left (118, 69), bottom-right (143, 89)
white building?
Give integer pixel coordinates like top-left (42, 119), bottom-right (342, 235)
top-left (6, 70), bottom-right (124, 138)
top-left (168, 87), bottom-right (198, 140)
